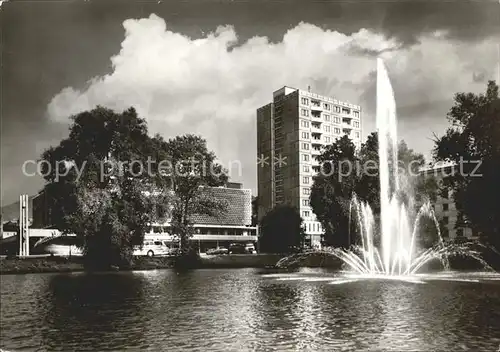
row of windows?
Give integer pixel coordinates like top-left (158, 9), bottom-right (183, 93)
top-left (303, 164), bottom-right (327, 174)
top-left (300, 97), bottom-right (359, 117)
top-left (307, 222), bottom-right (322, 233)
top-left (300, 120), bottom-right (347, 134)
top-left (301, 132), bottom-right (333, 144)
top-left (300, 111), bottom-right (361, 127)
top-left (301, 142), bottom-right (326, 151)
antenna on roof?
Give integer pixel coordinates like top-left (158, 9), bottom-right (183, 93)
top-left (308, 85), bottom-right (311, 92)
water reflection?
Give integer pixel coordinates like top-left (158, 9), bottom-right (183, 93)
top-left (41, 272), bottom-right (149, 351)
top-left (1, 269), bottom-right (500, 352)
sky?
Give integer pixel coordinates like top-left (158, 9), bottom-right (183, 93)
top-left (1, 0), bottom-right (500, 206)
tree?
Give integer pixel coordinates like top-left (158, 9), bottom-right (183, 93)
top-left (310, 135), bottom-right (358, 247)
top-left (251, 196), bottom-right (258, 226)
top-left (434, 81), bottom-right (500, 250)
top-left (356, 132), bottom-right (381, 213)
top-left (40, 106), bottom-right (170, 269)
top-left (159, 134), bottom-right (228, 255)
top-left (259, 205), bottom-right (305, 253)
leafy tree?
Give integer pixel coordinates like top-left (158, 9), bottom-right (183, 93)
top-left (310, 135), bottom-right (358, 247)
top-left (434, 81), bottom-right (500, 250)
top-left (40, 107), bottom-right (170, 269)
top-left (259, 205), bottom-right (305, 253)
top-left (357, 132), bottom-right (381, 213)
top-left (415, 213), bottom-right (448, 249)
top-left (158, 134), bottom-right (228, 255)
top-left (251, 196), bottom-right (258, 226)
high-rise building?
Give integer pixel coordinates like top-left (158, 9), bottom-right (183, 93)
top-left (257, 86), bottom-right (362, 247)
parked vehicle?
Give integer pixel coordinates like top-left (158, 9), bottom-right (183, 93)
top-left (245, 243), bottom-right (257, 254)
top-left (229, 243), bottom-right (247, 254)
top-left (228, 242), bottom-right (257, 254)
top-left (206, 247), bottom-right (229, 255)
top-left (133, 240), bottom-right (171, 257)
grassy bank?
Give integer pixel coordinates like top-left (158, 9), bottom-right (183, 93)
top-left (0, 252), bottom-right (344, 274)
top-left (0, 256), bottom-right (176, 275)
top-left (0, 256), bottom-right (86, 275)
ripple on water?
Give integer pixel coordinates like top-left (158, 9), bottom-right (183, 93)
top-left (1, 269), bottom-right (500, 351)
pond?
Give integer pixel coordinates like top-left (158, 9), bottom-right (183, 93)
top-left (1, 269), bottom-right (500, 351)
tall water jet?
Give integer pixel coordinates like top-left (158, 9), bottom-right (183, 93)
top-left (377, 58), bottom-right (406, 274)
top-left (275, 58), bottom-right (494, 276)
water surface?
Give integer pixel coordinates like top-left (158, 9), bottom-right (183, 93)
top-left (1, 269), bottom-right (500, 351)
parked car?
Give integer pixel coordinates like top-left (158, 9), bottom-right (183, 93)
top-left (245, 243), bottom-right (257, 254)
top-left (206, 247), bottom-right (229, 255)
top-left (228, 242), bottom-right (257, 254)
top-left (229, 243), bottom-right (247, 254)
top-left (133, 240), bottom-right (171, 257)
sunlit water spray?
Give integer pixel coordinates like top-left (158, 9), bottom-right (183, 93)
top-left (275, 58), bottom-right (496, 279)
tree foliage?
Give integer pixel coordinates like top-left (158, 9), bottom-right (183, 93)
top-left (157, 134), bottom-right (229, 254)
top-left (40, 107), bottom-right (170, 269)
top-left (310, 135), bottom-right (358, 247)
top-left (251, 196), bottom-right (258, 226)
top-left (434, 80), bottom-right (500, 250)
top-left (259, 205), bottom-right (305, 254)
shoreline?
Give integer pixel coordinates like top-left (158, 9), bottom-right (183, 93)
top-left (4, 253), bottom-right (493, 275)
top-left (0, 253), bottom-right (343, 275)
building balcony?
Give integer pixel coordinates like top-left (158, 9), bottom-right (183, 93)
top-left (311, 110), bottom-right (322, 118)
top-left (311, 140), bottom-right (322, 148)
top-left (311, 124), bottom-right (322, 133)
top-left (311, 148), bottom-right (321, 156)
top-left (341, 108), bottom-right (351, 115)
top-left (310, 100), bottom-right (322, 111)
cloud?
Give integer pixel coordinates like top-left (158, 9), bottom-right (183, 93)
top-left (47, 13), bottom-right (499, 193)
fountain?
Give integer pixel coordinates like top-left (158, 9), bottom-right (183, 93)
top-left (274, 58), bottom-right (496, 280)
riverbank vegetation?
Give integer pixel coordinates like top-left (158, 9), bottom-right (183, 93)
top-left (39, 107), bottom-right (228, 271)
top-left (0, 253), bottom-right (343, 274)
top-left (259, 205), bottom-right (306, 254)
top-left (433, 81), bottom-right (500, 253)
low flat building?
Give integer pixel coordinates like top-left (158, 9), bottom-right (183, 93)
top-left (30, 182), bottom-right (257, 252)
top-left (144, 183), bottom-right (257, 251)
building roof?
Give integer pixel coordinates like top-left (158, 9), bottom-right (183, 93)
top-left (190, 187), bottom-right (252, 226)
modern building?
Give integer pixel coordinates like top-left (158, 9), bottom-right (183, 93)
top-left (2, 182), bottom-right (257, 254)
top-left (144, 182), bottom-right (257, 252)
top-left (257, 86), bottom-right (362, 247)
top-left (419, 161), bottom-right (476, 240)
